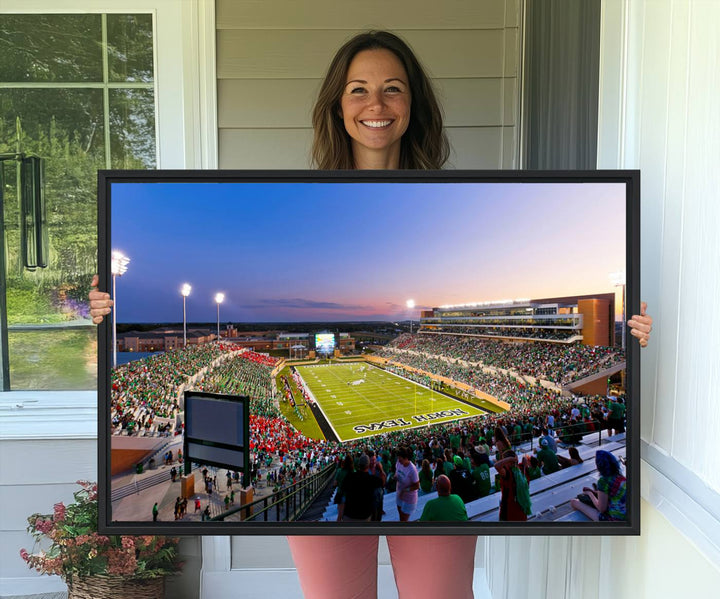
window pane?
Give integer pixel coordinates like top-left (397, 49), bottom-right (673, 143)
top-left (0, 14), bottom-right (102, 82)
top-left (107, 14), bottom-right (154, 83)
top-left (1, 13), bottom-right (156, 390)
top-left (0, 89), bottom-right (106, 162)
top-left (1, 89), bottom-right (103, 390)
top-left (110, 89), bottom-right (156, 169)
top-left (8, 329), bottom-right (97, 390)
top-left (1, 88), bottom-right (104, 282)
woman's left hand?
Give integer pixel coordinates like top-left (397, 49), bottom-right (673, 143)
top-left (628, 301), bottom-right (653, 348)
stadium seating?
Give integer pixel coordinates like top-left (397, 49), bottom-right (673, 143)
top-left (320, 436), bottom-right (625, 523)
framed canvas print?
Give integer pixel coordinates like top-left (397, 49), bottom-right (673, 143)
top-left (98, 169), bottom-right (640, 535)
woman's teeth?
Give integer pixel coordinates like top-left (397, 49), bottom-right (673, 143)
top-left (362, 120), bottom-right (392, 128)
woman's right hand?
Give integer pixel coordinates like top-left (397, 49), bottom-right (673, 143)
top-left (89, 274), bottom-right (113, 324)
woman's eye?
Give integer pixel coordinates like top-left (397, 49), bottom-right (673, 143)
top-left (349, 87), bottom-right (367, 94)
top-left (385, 86), bottom-right (402, 93)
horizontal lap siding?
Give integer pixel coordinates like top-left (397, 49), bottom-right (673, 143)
top-left (217, 1), bottom-right (521, 169)
top-left (216, 0), bottom-right (518, 30)
top-left (0, 438), bottom-right (96, 579)
top-left (218, 30), bottom-right (511, 79)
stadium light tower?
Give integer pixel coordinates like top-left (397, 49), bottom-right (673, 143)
top-left (111, 251), bottom-right (130, 368)
top-left (215, 293), bottom-right (225, 343)
top-left (181, 283), bottom-right (192, 347)
top-left (406, 299), bottom-right (416, 334)
top-left (609, 271), bottom-right (626, 351)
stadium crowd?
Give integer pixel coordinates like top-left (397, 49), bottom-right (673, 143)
top-left (196, 350), bottom-right (280, 417)
top-left (111, 337), bottom-right (626, 522)
top-left (383, 351), bottom-right (556, 408)
top-left (111, 344), bottom-right (232, 435)
top-left (428, 325), bottom-right (579, 341)
top-left (381, 333), bottom-right (624, 385)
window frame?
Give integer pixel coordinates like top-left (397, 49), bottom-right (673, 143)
top-left (0, 0), bottom-right (217, 427)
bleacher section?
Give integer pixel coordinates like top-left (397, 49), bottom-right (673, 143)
top-left (320, 433), bottom-right (626, 523)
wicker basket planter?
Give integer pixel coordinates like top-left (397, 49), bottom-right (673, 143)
top-left (21, 483), bottom-right (182, 597)
top-left (67, 575), bottom-right (165, 599)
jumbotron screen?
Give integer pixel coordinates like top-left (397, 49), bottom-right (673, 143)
top-left (98, 169), bottom-right (640, 536)
top-left (315, 333), bottom-right (336, 354)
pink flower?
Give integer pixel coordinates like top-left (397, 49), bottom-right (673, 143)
top-left (75, 480), bottom-right (98, 500)
top-left (139, 535), bottom-right (156, 545)
top-left (121, 537), bottom-right (135, 550)
top-left (19, 548), bottom-right (29, 562)
top-left (107, 548), bottom-right (137, 576)
top-left (53, 503), bottom-right (66, 522)
top-left (34, 518), bottom-right (54, 535)
top-left (43, 557), bottom-right (64, 576)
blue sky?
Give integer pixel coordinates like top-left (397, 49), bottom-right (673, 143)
top-left (110, 180), bottom-right (626, 323)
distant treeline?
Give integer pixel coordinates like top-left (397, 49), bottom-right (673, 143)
top-left (116, 321), bottom-right (404, 335)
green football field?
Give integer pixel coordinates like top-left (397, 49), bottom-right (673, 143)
top-left (296, 363), bottom-right (488, 442)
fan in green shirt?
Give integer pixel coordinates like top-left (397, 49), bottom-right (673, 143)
top-left (470, 453), bottom-right (492, 498)
top-left (418, 459), bottom-right (434, 493)
top-left (536, 439), bottom-right (561, 475)
top-left (608, 398), bottom-right (626, 419)
top-left (449, 432), bottom-right (461, 450)
top-left (443, 449), bottom-right (455, 477)
top-left (419, 475), bottom-right (468, 522)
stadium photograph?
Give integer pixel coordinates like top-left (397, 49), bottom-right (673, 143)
top-left (103, 176), bottom-right (631, 530)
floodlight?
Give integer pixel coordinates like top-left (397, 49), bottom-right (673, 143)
top-left (215, 293), bottom-right (225, 341)
top-left (110, 251), bottom-right (130, 368)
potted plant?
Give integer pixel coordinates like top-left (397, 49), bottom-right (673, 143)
top-left (20, 480), bottom-right (182, 598)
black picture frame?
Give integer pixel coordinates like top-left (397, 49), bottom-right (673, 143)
top-left (98, 169), bottom-right (640, 536)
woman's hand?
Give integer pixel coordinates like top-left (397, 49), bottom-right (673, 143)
top-left (627, 301), bottom-right (653, 348)
top-left (89, 274), bottom-right (113, 324)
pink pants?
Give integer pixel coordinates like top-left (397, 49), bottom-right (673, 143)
top-left (287, 535), bottom-right (477, 599)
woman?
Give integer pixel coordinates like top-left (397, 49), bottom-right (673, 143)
top-left (570, 450), bottom-right (626, 521)
top-left (418, 458), bottom-right (434, 494)
top-left (90, 29), bottom-right (653, 599)
top-left (310, 31), bottom-right (447, 171)
top-left (394, 446), bottom-right (420, 521)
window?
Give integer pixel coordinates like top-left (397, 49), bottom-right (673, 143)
top-left (0, 13), bottom-right (156, 390)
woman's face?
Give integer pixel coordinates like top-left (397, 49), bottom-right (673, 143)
top-left (340, 48), bottom-right (411, 166)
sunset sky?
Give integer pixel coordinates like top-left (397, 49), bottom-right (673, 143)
top-left (110, 180), bottom-right (627, 323)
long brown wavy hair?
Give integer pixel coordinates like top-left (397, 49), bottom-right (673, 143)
top-left (311, 31), bottom-right (449, 170)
